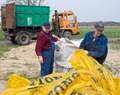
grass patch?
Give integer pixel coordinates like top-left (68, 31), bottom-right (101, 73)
top-left (72, 26), bottom-right (120, 39)
top-left (0, 44), bottom-right (19, 58)
top-left (10, 56), bottom-right (19, 60)
top-left (24, 63), bottom-right (34, 69)
top-left (6, 70), bottom-right (14, 76)
top-left (1, 26), bottom-right (120, 40)
top-left (103, 26), bottom-right (120, 38)
top-left (11, 63), bottom-right (21, 68)
top-left (109, 40), bottom-right (120, 50)
top-left (0, 28), bottom-right (6, 41)
top-left (20, 70), bottom-right (40, 81)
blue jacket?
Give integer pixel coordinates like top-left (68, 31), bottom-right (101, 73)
top-left (79, 31), bottom-right (108, 64)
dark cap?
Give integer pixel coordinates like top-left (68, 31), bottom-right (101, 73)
top-left (95, 23), bottom-right (104, 31)
top-left (43, 22), bottom-right (50, 29)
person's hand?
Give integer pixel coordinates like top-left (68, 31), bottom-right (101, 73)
top-left (52, 35), bottom-right (64, 44)
top-left (52, 35), bottom-right (59, 39)
top-left (84, 50), bottom-right (88, 54)
top-left (38, 56), bottom-right (43, 63)
top-left (58, 38), bottom-right (64, 44)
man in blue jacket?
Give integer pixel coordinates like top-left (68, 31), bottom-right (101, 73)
top-left (79, 22), bottom-right (108, 64)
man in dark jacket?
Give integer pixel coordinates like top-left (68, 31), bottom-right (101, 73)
top-left (79, 22), bottom-right (108, 64)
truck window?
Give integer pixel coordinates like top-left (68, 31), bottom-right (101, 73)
top-left (53, 14), bottom-right (63, 19)
top-left (64, 14), bottom-right (67, 20)
top-left (68, 14), bottom-right (74, 20)
top-left (58, 14), bottom-right (63, 18)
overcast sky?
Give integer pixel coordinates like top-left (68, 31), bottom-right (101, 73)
top-left (0, 0), bottom-right (120, 22)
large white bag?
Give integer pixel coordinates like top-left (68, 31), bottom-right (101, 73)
top-left (54, 38), bottom-right (83, 72)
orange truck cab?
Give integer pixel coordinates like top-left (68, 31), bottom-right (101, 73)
top-left (51, 10), bottom-right (79, 39)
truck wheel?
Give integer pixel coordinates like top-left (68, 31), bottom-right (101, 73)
top-left (10, 36), bottom-right (17, 44)
top-left (63, 31), bottom-right (72, 40)
top-left (17, 32), bottom-right (30, 45)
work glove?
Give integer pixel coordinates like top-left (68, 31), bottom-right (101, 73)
top-left (84, 50), bottom-right (88, 55)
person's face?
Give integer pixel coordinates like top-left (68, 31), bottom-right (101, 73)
top-left (42, 26), bottom-right (50, 33)
top-left (94, 27), bottom-right (103, 37)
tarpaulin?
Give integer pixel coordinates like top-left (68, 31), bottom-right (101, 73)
top-left (1, 49), bottom-right (120, 95)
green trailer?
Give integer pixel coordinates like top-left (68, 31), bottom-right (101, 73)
top-left (1, 3), bottom-right (50, 45)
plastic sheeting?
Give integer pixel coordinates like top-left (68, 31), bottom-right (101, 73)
top-left (1, 49), bottom-right (120, 95)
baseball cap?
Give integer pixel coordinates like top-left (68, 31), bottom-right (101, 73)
top-left (95, 22), bottom-right (104, 31)
top-left (43, 22), bottom-right (50, 29)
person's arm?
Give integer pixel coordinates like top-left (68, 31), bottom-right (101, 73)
top-left (79, 33), bottom-right (88, 49)
top-left (79, 38), bottom-right (85, 49)
top-left (35, 33), bottom-right (45, 63)
top-left (52, 34), bottom-right (59, 42)
top-left (52, 35), bottom-right (63, 44)
top-left (88, 38), bottom-right (108, 58)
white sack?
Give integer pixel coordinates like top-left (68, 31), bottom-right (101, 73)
top-left (54, 38), bottom-right (83, 69)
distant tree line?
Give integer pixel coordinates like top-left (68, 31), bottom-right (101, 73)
top-left (78, 21), bottom-right (120, 26)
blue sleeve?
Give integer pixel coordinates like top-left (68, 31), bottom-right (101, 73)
top-left (79, 32), bottom-right (89, 49)
top-left (79, 38), bottom-right (85, 49)
top-left (88, 37), bottom-right (108, 58)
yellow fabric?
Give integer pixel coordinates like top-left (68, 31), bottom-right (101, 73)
top-left (1, 49), bottom-right (120, 95)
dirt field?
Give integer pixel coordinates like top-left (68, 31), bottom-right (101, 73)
top-left (0, 40), bottom-right (120, 93)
